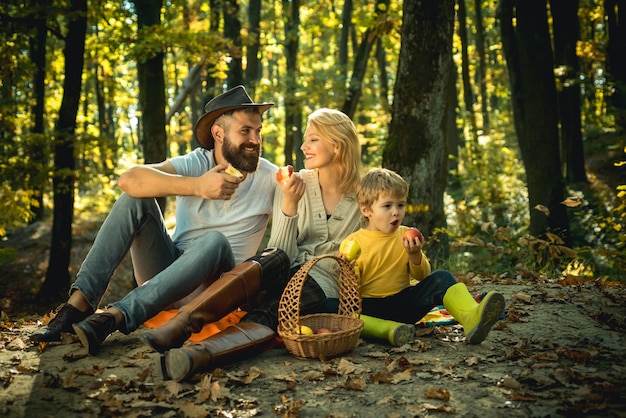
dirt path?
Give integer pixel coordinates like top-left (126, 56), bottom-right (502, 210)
top-left (2, 276), bottom-right (625, 418)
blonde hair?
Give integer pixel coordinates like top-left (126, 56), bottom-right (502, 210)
top-left (357, 168), bottom-right (408, 209)
top-left (306, 108), bottom-right (362, 194)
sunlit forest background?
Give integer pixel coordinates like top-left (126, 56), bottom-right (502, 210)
top-left (1, 0), bottom-right (625, 303)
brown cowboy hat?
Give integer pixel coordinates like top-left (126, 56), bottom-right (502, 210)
top-left (193, 85), bottom-right (274, 149)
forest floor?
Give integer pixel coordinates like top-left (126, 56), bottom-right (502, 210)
top-left (1, 140), bottom-right (626, 417)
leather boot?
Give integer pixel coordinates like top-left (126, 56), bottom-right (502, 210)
top-left (73, 312), bottom-right (118, 355)
top-left (30, 304), bottom-right (93, 343)
top-left (360, 314), bottom-right (415, 347)
top-left (443, 283), bottom-right (505, 344)
top-left (139, 260), bottom-right (264, 352)
top-left (140, 248), bottom-right (289, 353)
top-left (158, 322), bottom-right (275, 382)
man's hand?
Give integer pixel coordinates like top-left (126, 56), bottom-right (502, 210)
top-left (194, 164), bottom-right (242, 200)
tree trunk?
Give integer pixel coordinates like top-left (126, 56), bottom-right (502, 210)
top-left (551, 0), bottom-right (586, 183)
top-left (339, 0), bottom-right (353, 85)
top-left (383, 0), bottom-right (455, 248)
top-left (224, 0), bottom-right (243, 87)
top-left (134, 0), bottom-right (167, 209)
top-left (499, 0), bottom-right (570, 243)
top-left (40, 0), bottom-right (87, 301)
top-left (457, 0), bottom-right (478, 147)
top-left (246, 0), bottom-right (261, 94)
top-left (474, 0), bottom-right (490, 132)
top-left (447, 55), bottom-right (462, 182)
top-left (375, 39), bottom-right (390, 109)
top-left (604, 0), bottom-right (626, 131)
top-left (282, 0), bottom-right (302, 168)
top-left (341, 0), bottom-right (390, 119)
top-left (28, 0), bottom-right (49, 222)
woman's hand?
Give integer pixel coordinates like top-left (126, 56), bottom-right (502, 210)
top-left (277, 171), bottom-right (305, 216)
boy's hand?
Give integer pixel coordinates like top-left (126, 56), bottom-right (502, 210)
top-left (402, 228), bottom-right (424, 265)
top-left (335, 251), bottom-right (357, 265)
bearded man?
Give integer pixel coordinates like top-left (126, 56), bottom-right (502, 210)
top-left (31, 86), bottom-right (284, 355)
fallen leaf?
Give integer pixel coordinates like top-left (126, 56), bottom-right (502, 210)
top-left (375, 395), bottom-right (395, 405)
top-left (301, 370), bottom-right (325, 381)
top-left (508, 392), bottom-right (538, 401)
top-left (7, 337), bottom-right (26, 350)
top-left (561, 197), bottom-right (584, 207)
top-left (465, 356), bottom-right (479, 366)
top-left (337, 358), bottom-right (369, 374)
top-left (414, 402), bottom-right (455, 413)
top-left (274, 398), bottom-right (304, 415)
top-left (499, 376), bottom-right (522, 390)
top-left (197, 378), bottom-right (230, 403)
top-left (391, 369), bottom-right (412, 384)
top-left (179, 401), bottom-right (207, 418)
top-left (425, 387), bottom-right (451, 401)
top-left (343, 375), bottom-right (366, 390)
top-left (226, 366), bottom-right (262, 384)
top-left (62, 371), bottom-right (79, 390)
top-left (369, 370), bottom-right (393, 384)
top-left (512, 293), bottom-right (532, 303)
top-left (534, 204), bottom-right (550, 216)
top-left (386, 356), bottom-right (412, 372)
top-left (165, 379), bottom-right (184, 396)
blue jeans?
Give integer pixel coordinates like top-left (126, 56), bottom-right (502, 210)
top-left (70, 193), bottom-right (236, 333)
top-left (360, 270), bottom-right (458, 323)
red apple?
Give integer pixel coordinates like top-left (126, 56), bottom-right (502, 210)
top-left (315, 328), bottom-right (331, 334)
top-left (339, 239), bottom-right (361, 261)
top-left (403, 227), bottom-right (424, 244)
top-left (276, 165), bottom-right (294, 184)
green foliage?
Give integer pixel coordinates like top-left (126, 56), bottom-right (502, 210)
top-left (440, 130), bottom-right (626, 283)
top-left (447, 132), bottom-right (529, 235)
top-left (1, 0), bottom-right (624, 286)
top-left (564, 144), bottom-right (626, 281)
top-left (443, 224), bottom-right (578, 278)
top-left (0, 184), bottom-right (36, 237)
top-left (0, 247), bottom-right (17, 265)
top-left (440, 131), bottom-right (584, 278)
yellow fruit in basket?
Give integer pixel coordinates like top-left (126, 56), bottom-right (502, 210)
top-left (298, 325), bottom-right (314, 335)
top-left (339, 239), bottom-right (361, 261)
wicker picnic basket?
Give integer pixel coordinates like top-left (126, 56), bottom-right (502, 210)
top-left (277, 254), bottom-right (364, 360)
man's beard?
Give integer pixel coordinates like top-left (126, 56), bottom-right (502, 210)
top-left (222, 136), bottom-right (261, 173)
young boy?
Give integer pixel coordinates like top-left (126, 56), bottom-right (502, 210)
top-left (344, 168), bottom-right (505, 346)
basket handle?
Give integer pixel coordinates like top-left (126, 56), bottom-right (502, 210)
top-left (277, 254), bottom-right (361, 335)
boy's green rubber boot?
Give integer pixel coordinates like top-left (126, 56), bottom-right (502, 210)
top-left (442, 283), bottom-right (505, 344)
top-left (359, 314), bottom-right (414, 347)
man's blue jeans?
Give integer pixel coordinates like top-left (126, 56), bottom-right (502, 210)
top-left (70, 193), bottom-right (235, 333)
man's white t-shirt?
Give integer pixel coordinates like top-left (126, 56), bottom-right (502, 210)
top-left (169, 147), bottom-right (277, 264)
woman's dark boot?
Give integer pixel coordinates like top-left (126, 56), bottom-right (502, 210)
top-left (158, 322), bottom-right (276, 382)
top-left (139, 248), bottom-right (289, 352)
